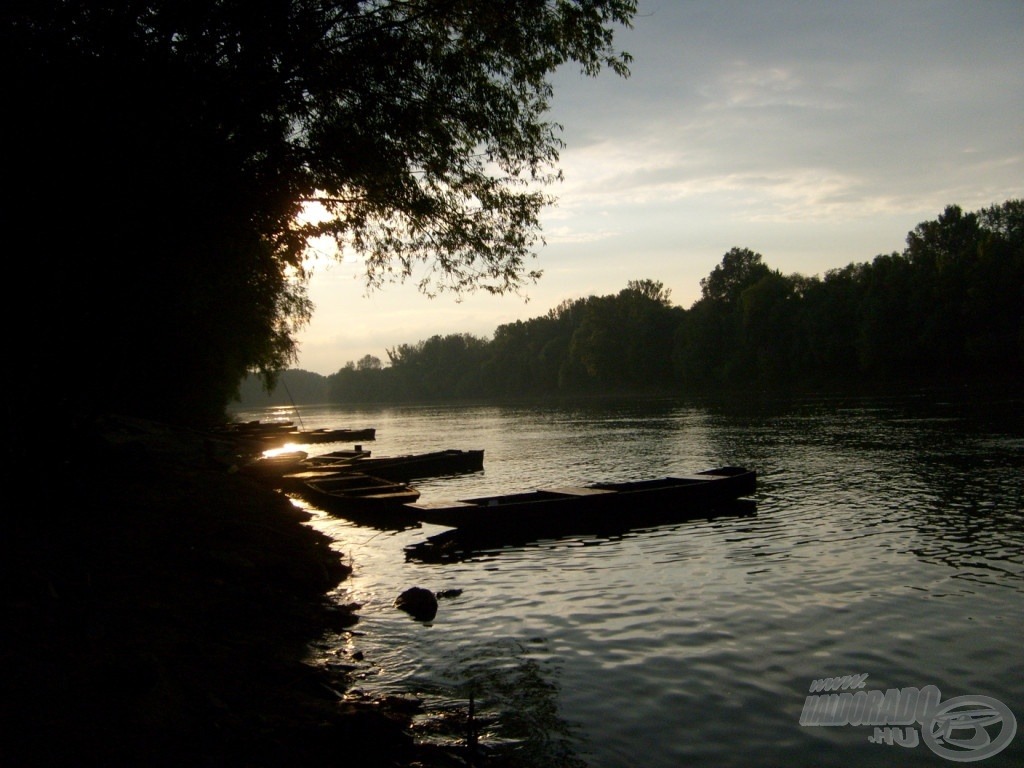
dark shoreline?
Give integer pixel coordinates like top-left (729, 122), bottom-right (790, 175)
top-left (1, 415), bottom-right (434, 767)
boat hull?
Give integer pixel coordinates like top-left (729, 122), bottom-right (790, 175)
top-left (216, 421), bottom-right (376, 450)
top-left (304, 449), bottom-right (484, 482)
top-left (404, 467), bottom-right (755, 530)
top-left (295, 472), bottom-right (421, 529)
top-left (406, 498), bottom-right (757, 563)
top-left (258, 428), bottom-right (376, 449)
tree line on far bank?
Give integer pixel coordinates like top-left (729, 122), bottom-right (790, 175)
top-left (235, 201), bottom-right (1023, 407)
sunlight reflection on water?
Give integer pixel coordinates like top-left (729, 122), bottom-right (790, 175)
top-left (235, 392), bottom-right (1024, 767)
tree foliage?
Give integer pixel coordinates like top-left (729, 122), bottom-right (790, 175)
top-left (4, 0), bottom-right (636, 427)
top-left (699, 247), bottom-right (772, 304)
top-left (245, 201), bottom-right (1024, 405)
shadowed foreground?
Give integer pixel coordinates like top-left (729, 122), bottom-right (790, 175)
top-left (1, 416), bottom-right (425, 767)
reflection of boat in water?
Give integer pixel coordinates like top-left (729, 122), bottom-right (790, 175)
top-left (404, 467), bottom-right (755, 530)
top-left (406, 499), bottom-right (758, 564)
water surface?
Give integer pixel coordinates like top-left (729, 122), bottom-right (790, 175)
top-left (233, 391), bottom-right (1023, 767)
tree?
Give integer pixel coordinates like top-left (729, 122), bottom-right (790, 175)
top-left (738, 271), bottom-right (796, 380)
top-left (355, 355), bottom-right (382, 372)
top-left (4, 0), bottom-right (637, 428)
top-left (796, 267), bottom-right (862, 380)
top-left (624, 278), bottom-right (673, 306)
top-left (973, 200), bottom-right (1024, 372)
top-left (699, 248), bottom-right (772, 305)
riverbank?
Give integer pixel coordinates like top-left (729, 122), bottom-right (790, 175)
top-left (1, 415), bottom-right (439, 767)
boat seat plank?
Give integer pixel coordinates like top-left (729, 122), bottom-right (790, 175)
top-left (408, 500), bottom-right (478, 510)
top-left (282, 470), bottom-right (349, 482)
top-left (537, 486), bottom-right (616, 496)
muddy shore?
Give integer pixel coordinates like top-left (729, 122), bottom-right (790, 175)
top-left (1, 415), bottom-right (455, 767)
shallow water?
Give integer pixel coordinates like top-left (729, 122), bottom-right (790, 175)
top-left (232, 390), bottom-right (1023, 767)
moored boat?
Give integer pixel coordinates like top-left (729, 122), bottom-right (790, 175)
top-left (405, 498), bottom-right (757, 564)
top-left (216, 421), bottom-right (376, 450)
top-left (403, 466), bottom-right (755, 530)
top-left (305, 447), bottom-right (372, 464)
top-left (256, 427), bottom-right (376, 448)
top-left (297, 472), bottom-right (421, 517)
top-left (303, 448), bottom-right (484, 482)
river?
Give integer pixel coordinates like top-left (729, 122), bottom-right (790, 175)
top-left (230, 388), bottom-right (1023, 767)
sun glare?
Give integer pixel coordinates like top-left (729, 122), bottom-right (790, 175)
top-left (293, 198), bottom-right (363, 275)
top-left (261, 445), bottom-right (303, 458)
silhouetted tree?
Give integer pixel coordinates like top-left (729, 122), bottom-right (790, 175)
top-left (973, 200), bottom-right (1024, 368)
top-left (4, 0), bottom-right (636, 429)
top-left (795, 267), bottom-right (861, 381)
top-left (256, 201), bottom-right (1023, 405)
top-left (356, 355), bottom-right (382, 372)
top-left (738, 271), bottom-right (797, 381)
top-left (699, 248), bottom-right (772, 305)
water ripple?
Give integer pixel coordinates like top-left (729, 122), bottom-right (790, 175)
top-left (237, 393), bottom-right (1024, 767)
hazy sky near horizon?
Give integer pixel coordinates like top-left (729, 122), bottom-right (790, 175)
top-left (294, 0), bottom-right (1023, 375)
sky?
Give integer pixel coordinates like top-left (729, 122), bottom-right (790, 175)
top-left (294, 0), bottom-right (1024, 375)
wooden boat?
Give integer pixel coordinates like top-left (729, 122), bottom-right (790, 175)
top-left (303, 449), bottom-right (484, 482)
top-left (297, 472), bottom-right (421, 515)
top-left (405, 499), bottom-right (758, 564)
top-left (305, 447), bottom-right (372, 464)
top-left (216, 421), bottom-right (376, 449)
top-left (219, 419), bottom-right (294, 435)
top-left (403, 466), bottom-right (755, 530)
top-left (254, 427), bottom-right (376, 448)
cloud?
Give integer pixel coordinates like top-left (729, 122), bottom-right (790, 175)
top-left (541, 223), bottom-right (621, 245)
top-left (293, 0), bottom-right (1024, 374)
